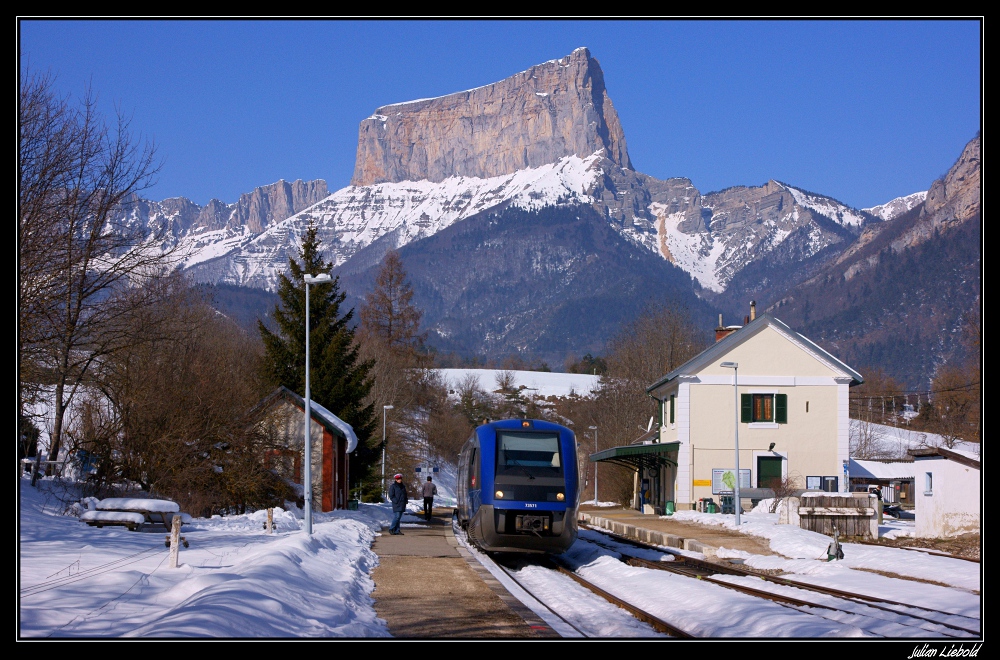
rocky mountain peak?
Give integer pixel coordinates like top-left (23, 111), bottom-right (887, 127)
top-left (922, 133), bottom-right (980, 224)
top-left (350, 47), bottom-right (632, 186)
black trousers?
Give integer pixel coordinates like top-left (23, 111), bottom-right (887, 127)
top-left (423, 497), bottom-right (433, 519)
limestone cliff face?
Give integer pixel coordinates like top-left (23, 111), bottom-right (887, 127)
top-left (351, 47), bottom-right (632, 186)
top-left (920, 134), bottom-right (980, 226)
top-left (117, 179), bottom-right (329, 265)
top-left (229, 179), bottom-right (330, 233)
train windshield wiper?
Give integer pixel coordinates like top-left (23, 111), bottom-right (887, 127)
top-left (507, 458), bottom-right (535, 480)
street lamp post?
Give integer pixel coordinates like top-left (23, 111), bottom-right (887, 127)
top-left (589, 425), bottom-right (598, 504)
top-left (381, 405), bottom-right (394, 502)
top-left (720, 361), bottom-right (741, 526)
top-left (302, 272), bottom-right (331, 535)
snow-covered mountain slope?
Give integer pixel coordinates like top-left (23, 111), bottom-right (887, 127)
top-left (646, 180), bottom-right (872, 293)
top-left (863, 191), bottom-right (927, 221)
top-left (179, 154), bottom-right (602, 289)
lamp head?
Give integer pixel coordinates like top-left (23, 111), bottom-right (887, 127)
top-left (720, 361), bottom-right (738, 369)
top-left (769, 442), bottom-right (776, 452)
top-left (384, 405), bottom-right (394, 410)
top-left (304, 273), bottom-right (332, 284)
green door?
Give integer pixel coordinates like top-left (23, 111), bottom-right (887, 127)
top-left (757, 456), bottom-right (783, 489)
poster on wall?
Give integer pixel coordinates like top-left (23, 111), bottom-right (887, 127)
top-left (712, 469), bottom-right (751, 494)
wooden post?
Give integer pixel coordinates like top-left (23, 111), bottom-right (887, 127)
top-left (169, 515), bottom-right (182, 568)
top-left (266, 508), bottom-right (274, 534)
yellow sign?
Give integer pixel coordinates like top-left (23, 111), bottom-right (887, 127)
top-left (693, 479), bottom-right (712, 486)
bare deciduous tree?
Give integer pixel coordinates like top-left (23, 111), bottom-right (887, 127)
top-left (576, 303), bottom-right (707, 504)
top-left (19, 67), bottom-right (179, 472)
top-left (358, 250), bottom-right (426, 357)
top-left (766, 473), bottom-right (803, 514)
top-left (87, 288), bottom-right (281, 514)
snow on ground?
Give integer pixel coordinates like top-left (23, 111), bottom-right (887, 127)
top-left (19, 471), bottom-right (980, 639)
top-left (434, 368), bottom-right (601, 398)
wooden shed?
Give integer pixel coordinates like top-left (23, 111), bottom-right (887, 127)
top-left (255, 386), bottom-right (359, 512)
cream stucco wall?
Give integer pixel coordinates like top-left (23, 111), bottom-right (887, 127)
top-left (914, 457), bottom-right (981, 538)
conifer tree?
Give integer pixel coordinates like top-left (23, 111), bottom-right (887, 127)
top-left (258, 223), bottom-right (378, 493)
top-left (359, 250), bottom-right (426, 357)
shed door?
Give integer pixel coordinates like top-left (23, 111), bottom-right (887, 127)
top-left (757, 456), bottom-right (783, 489)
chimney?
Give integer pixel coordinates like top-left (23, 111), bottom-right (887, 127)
top-left (715, 313), bottom-right (740, 342)
top-left (750, 300), bottom-right (756, 322)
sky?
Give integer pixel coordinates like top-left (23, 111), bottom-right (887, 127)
top-left (18, 467), bottom-right (981, 640)
top-left (17, 18), bottom-right (981, 211)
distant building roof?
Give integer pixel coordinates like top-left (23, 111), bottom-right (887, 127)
top-left (848, 459), bottom-right (915, 480)
top-left (910, 446), bottom-right (980, 470)
top-left (646, 313), bottom-right (863, 394)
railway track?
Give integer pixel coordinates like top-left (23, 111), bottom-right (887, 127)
top-left (454, 519), bottom-right (978, 638)
top-left (580, 522), bottom-right (981, 638)
top-left (454, 519), bottom-right (684, 637)
top-left (853, 540), bottom-right (981, 563)
top-left (492, 554), bottom-right (691, 638)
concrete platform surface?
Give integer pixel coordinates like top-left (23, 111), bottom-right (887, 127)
top-left (578, 504), bottom-right (776, 557)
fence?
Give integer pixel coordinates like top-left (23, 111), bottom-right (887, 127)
top-left (792, 493), bottom-right (878, 538)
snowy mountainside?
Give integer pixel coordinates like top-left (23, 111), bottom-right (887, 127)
top-left (645, 180), bottom-right (873, 293)
top-left (179, 154), bottom-right (602, 290)
top-left (863, 191), bottom-right (928, 221)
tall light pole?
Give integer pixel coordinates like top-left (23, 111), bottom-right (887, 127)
top-left (381, 405), bottom-right (394, 502)
top-left (589, 425), bottom-right (598, 504)
top-left (720, 361), bottom-right (741, 526)
top-left (302, 272), bottom-right (331, 535)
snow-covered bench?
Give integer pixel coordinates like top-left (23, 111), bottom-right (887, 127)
top-left (81, 497), bottom-right (191, 532)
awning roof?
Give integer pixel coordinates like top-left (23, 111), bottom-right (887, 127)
top-left (590, 441), bottom-right (680, 471)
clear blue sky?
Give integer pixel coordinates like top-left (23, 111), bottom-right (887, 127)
top-left (18, 18), bottom-right (981, 210)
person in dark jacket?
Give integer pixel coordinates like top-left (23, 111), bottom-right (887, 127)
top-left (421, 476), bottom-right (438, 521)
top-left (388, 474), bottom-right (408, 535)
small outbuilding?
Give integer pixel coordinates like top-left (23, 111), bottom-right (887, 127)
top-left (255, 386), bottom-right (359, 512)
top-left (847, 458), bottom-right (915, 507)
top-left (909, 446), bottom-right (980, 538)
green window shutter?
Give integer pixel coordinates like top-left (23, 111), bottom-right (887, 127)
top-left (741, 394), bottom-right (752, 423)
top-left (658, 399), bottom-right (664, 428)
top-left (775, 394), bottom-right (788, 424)
top-left (669, 395), bottom-right (675, 424)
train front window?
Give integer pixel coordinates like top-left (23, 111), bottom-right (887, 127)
top-left (495, 431), bottom-right (563, 478)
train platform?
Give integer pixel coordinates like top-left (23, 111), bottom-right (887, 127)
top-left (369, 507), bottom-right (558, 638)
top-left (578, 504), bottom-right (776, 558)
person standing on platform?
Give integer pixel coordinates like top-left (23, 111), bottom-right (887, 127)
top-left (388, 474), bottom-right (408, 535)
top-left (421, 476), bottom-right (437, 521)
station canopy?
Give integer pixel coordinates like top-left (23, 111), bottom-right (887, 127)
top-left (589, 441), bottom-right (679, 472)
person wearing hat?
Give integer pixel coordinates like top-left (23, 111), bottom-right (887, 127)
top-left (388, 473), bottom-right (408, 535)
top-left (421, 476), bottom-right (438, 521)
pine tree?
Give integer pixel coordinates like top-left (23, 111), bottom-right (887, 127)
top-left (258, 223), bottom-right (378, 492)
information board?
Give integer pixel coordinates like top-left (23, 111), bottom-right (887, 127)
top-left (711, 468), bottom-right (751, 494)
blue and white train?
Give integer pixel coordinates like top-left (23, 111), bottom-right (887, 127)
top-left (455, 419), bottom-right (580, 554)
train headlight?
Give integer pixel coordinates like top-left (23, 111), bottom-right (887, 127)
top-left (495, 490), bottom-right (504, 499)
top-left (556, 492), bottom-right (565, 501)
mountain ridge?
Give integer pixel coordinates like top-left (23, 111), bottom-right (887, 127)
top-left (113, 49), bottom-right (977, 387)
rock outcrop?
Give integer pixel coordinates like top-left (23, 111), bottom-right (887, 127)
top-left (230, 179), bottom-right (330, 234)
top-left (351, 47), bottom-right (632, 186)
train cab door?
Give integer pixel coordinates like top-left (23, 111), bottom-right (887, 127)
top-left (468, 446), bottom-right (481, 512)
